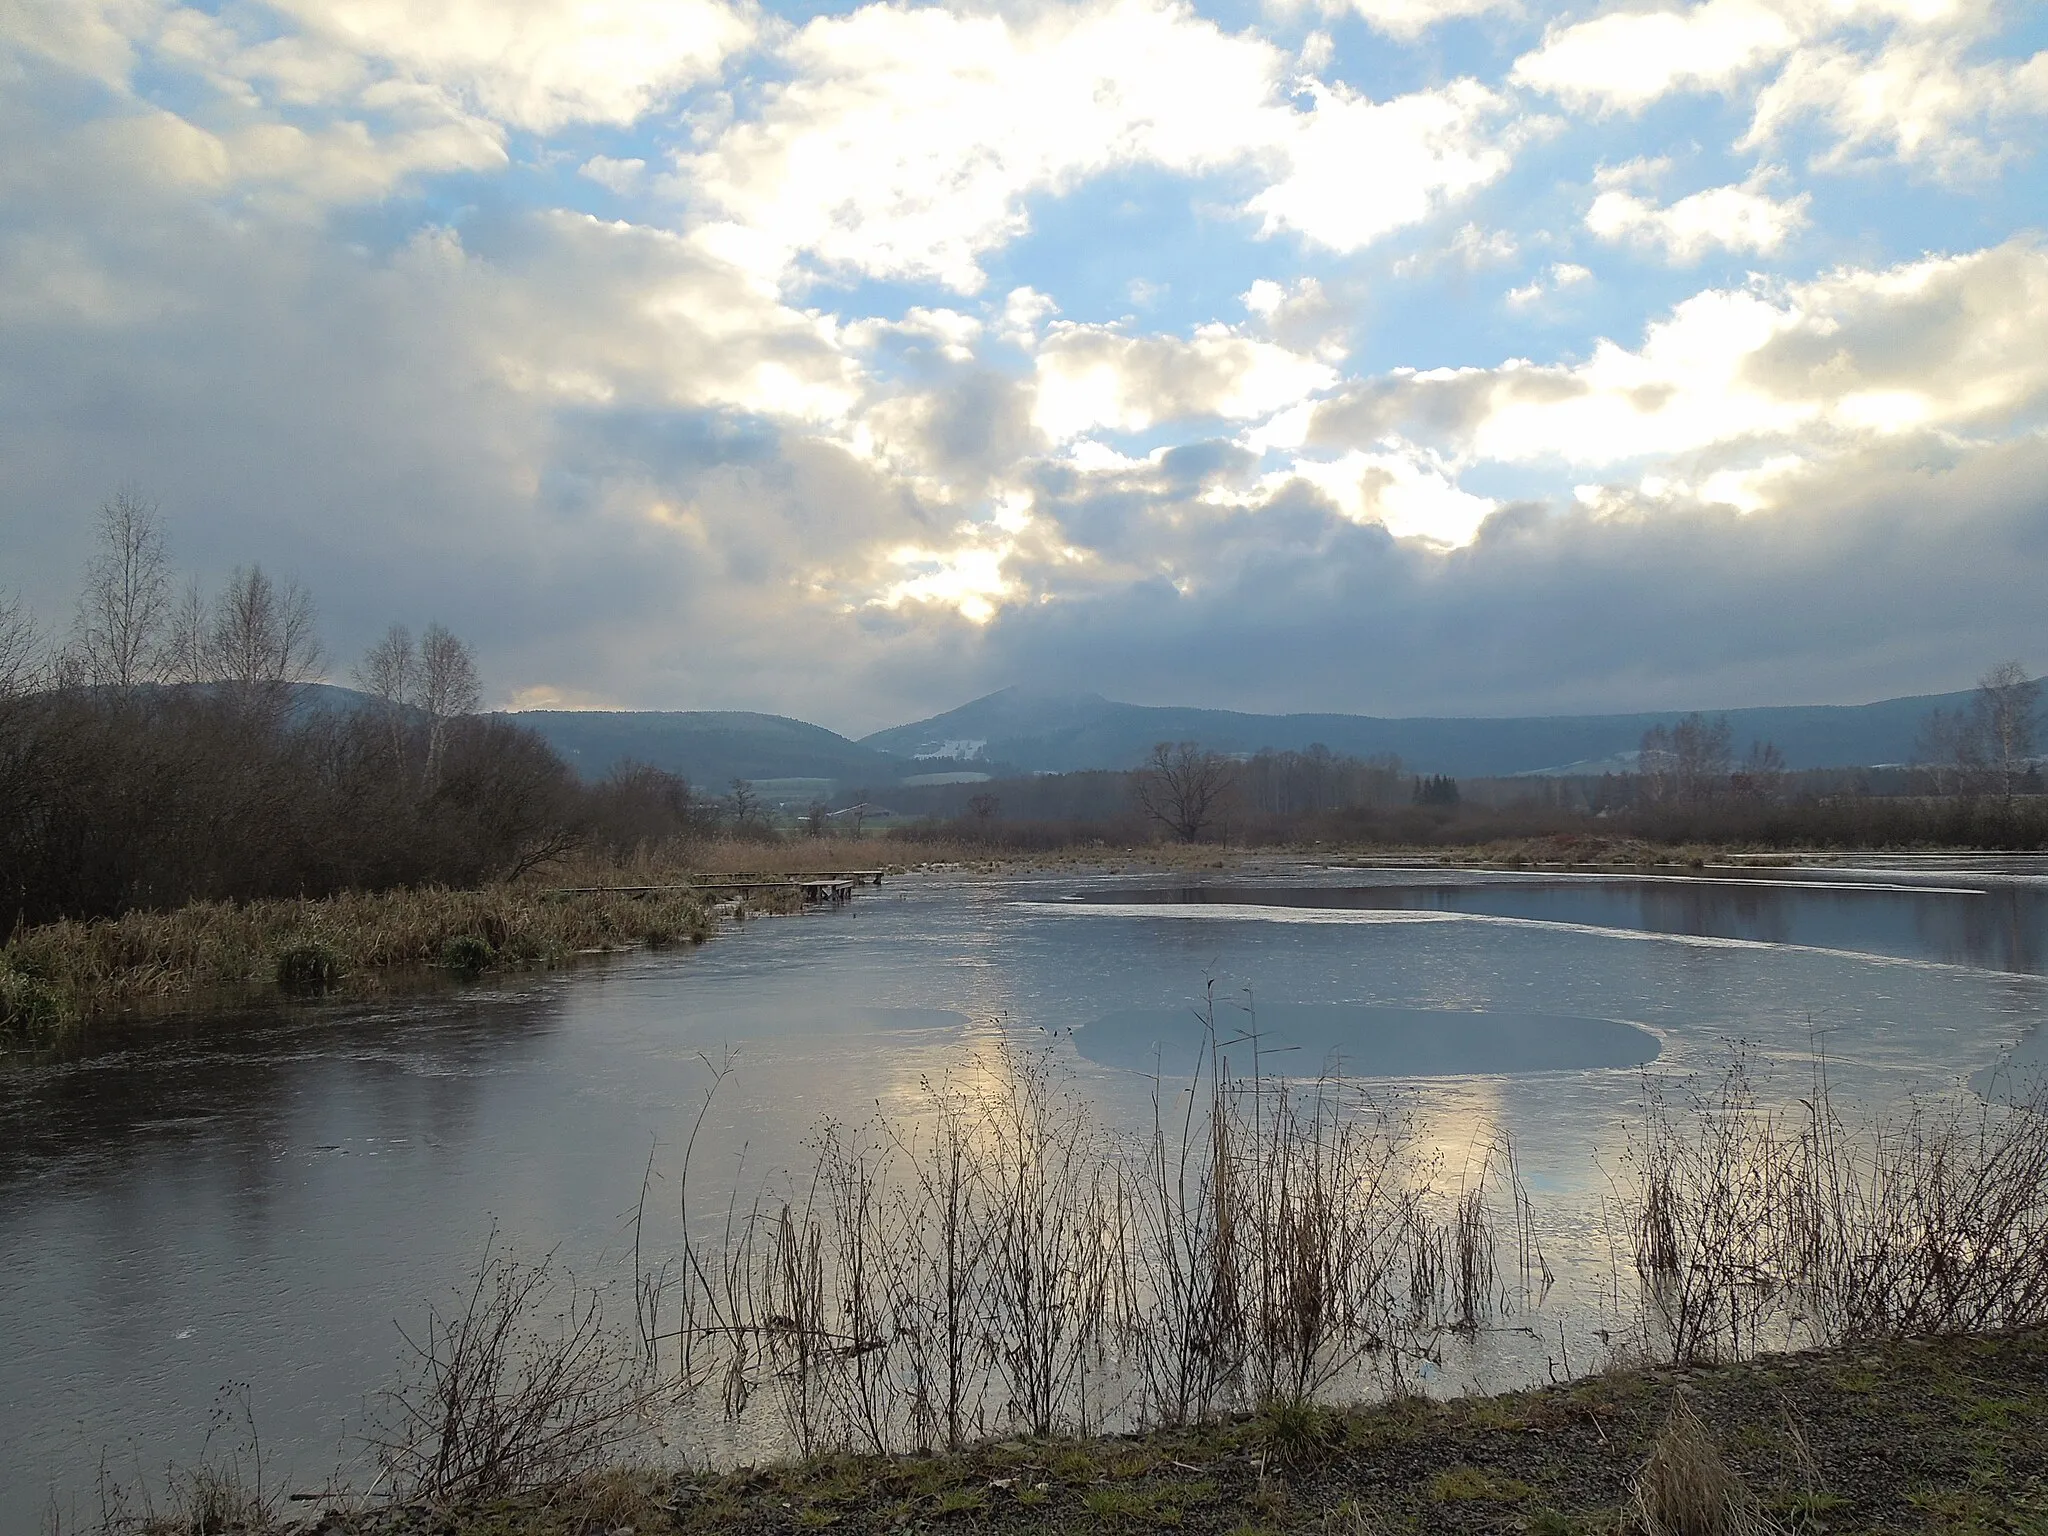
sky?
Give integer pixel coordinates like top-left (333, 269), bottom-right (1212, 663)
top-left (2, 0), bottom-right (2045, 734)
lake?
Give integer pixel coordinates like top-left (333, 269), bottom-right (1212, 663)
top-left (6, 857), bottom-right (2048, 1526)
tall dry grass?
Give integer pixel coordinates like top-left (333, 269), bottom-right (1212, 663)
top-left (649, 1024), bottom-right (1539, 1458)
top-left (1624, 1055), bottom-right (2048, 1364)
top-left (0, 882), bottom-right (727, 1041)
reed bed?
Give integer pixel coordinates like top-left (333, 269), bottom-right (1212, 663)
top-left (0, 882), bottom-right (734, 1042)
top-left (1624, 1056), bottom-right (2048, 1365)
top-left (644, 1027), bottom-right (1542, 1460)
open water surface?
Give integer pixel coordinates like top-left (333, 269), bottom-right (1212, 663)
top-left (6, 858), bottom-right (2048, 1524)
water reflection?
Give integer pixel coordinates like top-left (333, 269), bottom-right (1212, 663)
top-left (1075, 1004), bottom-right (1660, 1079)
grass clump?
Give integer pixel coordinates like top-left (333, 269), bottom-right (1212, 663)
top-left (274, 940), bottom-right (345, 995)
top-left (1629, 1394), bottom-right (1773, 1536)
top-left (440, 933), bottom-right (496, 976)
top-left (0, 961), bottom-right (69, 1044)
top-left (1430, 1466), bottom-right (1535, 1504)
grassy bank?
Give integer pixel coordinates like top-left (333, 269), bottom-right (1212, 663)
top-left (102, 1329), bottom-right (2048, 1536)
top-left (0, 881), bottom-right (791, 1045)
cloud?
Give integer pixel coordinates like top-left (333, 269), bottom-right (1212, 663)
top-left (1512, 0), bottom-right (1799, 112)
top-left (1511, 0), bottom-right (2044, 174)
top-left (1339, 0), bottom-right (1517, 39)
top-left (579, 155), bottom-right (646, 194)
top-left (968, 429), bottom-right (2048, 719)
top-left (1247, 78), bottom-right (1520, 252)
top-left (1505, 261), bottom-right (1592, 306)
top-left (1310, 239), bottom-right (2048, 480)
top-left (256, 0), bottom-right (754, 132)
top-left (1744, 33), bottom-right (2048, 171)
top-left (1586, 165), bottom-right (1809, 261)
top-left (3, 0), bottom-right (2045, 734)
top-left (683, 0), bottom-right (1523, 289)
top-left (1031, 322), bottom-right (1339, 440)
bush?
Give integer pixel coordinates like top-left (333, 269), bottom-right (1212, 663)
top-left (440, 933), bottom-right (496, 975)
top-left (275, 941), bottom-right (345, 995)
top-left (0, 966), bottom-right (67, 1046)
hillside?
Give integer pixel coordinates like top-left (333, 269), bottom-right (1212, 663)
top-left (860, 684), bottom-right (1981, 777)
top-left (510, 710), bottom-right (901, 785)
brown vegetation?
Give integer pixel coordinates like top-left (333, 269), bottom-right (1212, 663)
top-left (0, 882), bottom-right (730, 1043)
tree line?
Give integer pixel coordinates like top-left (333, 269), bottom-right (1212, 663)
top-left (0, 495), bottom-right (707, 929)
top-left (891, 661), bottom-right (2048, 850)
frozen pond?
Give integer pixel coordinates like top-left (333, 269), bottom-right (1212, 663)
top-left (6, 858), bottom-right (2048, 1527)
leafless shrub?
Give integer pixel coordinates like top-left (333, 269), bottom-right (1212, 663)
top-left (657, 1024), bottom-right (1536, 1457)
top-left (369, 1239), bottom-right (647, 1503)
top-left (1624, 1054), bottom-right (2048, 1364)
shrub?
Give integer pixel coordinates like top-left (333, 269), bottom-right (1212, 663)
top-left (0, 966), bottom-right (67, 1046)
top-left (274, 941), bottom-right (345, 995)
top-left (440, 934), bottom-right (496, 975)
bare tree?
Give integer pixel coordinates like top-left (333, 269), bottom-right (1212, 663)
top-left (1638, 714), bottom-right (1732, 806)
top-left (419, 623), bottom-right (480, 786)
top-left (728, 778), bottom-right (760, 831)
top-left (353, 622), bottom-right (418, 770)
top-left (1133, 741), bottom-right (1239, 843)
top-left (68, 489), bottom-right (171, 690)
top-left (1975, 661), bottom-right (2039, 802)
top-left (351, 621), bottom-right (482, 786)
top-left (354, 622), bottom-right (417, 707)
top-left (211, 565), bottom-right (324, 716)
top-left (418, 623), bottom-right (482, 720)
top-left (158, 576), bottom-right (214, 686)
top-left (0, 592), bottom-right (42, 700)
top-left (1730, 739), bottom-right (1786, 801)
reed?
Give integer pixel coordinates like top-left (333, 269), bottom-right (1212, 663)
top-left (0, 881), bottom-right (723, 1042)
top-left (1623, 1054), bottom-right (2048, 1365)
top-left (652, 1022), bottom-right (1537, 1459)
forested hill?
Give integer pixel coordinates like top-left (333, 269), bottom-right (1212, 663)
top-left (507, 709), bottom-right (897, 786)
top-left (858, 685), bottom-right (1985, 778)
top-left (489, 683), bottom-right (1990, 786)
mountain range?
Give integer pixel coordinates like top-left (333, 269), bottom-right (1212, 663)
top-left (491, 683), bottom-right (1982, 790)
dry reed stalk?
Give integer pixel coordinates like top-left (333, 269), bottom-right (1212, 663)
top-left (659, 1024), bottom-right (1535, 1458)
top-left (370, 1239), bottom-right (650, 1503)
top-left (3, 883), bottom-right (716, 1034)
top-left (1625, 1053), bottom-right (2048, 1364)
top-left (1629, 1393), bottom-right (1777, 1536)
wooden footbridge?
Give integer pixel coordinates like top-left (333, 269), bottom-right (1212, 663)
top-left (541, 869), bottom-right (886, 907)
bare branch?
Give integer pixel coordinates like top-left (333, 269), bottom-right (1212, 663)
top-left (69, 489), bottom-right (171, 690)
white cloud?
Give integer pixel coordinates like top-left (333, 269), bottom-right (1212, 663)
top-left (1338, 0), bottom-right (1517, 41)
top-left (1269, 446), bottom-right (1500, 543)
top-left (1510, 0), bottom-right (2043, 173)
top-left (1744, 34), bottom-right (2048, 171)
top-left (1246, 78), bottom-right (1517, 252)
top-left (1318, 240), bottom-right (2048, 488)
top-left (683, 0), bottom-right (1287, 291)
top-left (258, 0), bottom-right (753, 132)
top-left (1513, 0), bottom-right (1798, 111)
top-left (683, 0), bottom-right (1521, 289)
top-left (1505, 261), bottom-right (1592, 306)
top-left (1586, 167), bottom-right (1810, 261)
top-left (1240, 276), bottom-right (1348, 359)
top-left (1033, 322), bottom-right (1338, 440)
top-left (579, 155), bottom-right (645, 194)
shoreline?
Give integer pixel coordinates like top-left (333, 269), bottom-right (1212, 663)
top-left (120, 1328), bottom-right (2048, 1535)
top-left (3, 837), bottom-right (2001, 1050)
top-left (0, 881), bottom-right (806, 1047)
